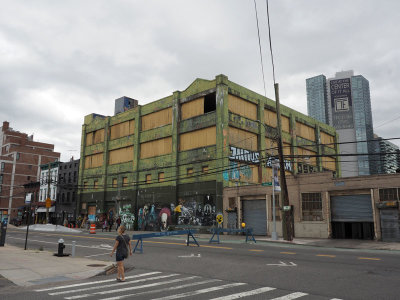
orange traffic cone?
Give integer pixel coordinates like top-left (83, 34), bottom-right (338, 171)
top-left (90, 223), bottom-right (96, 234)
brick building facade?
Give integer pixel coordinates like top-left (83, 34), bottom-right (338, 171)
top-left (0, 121), bottom-right (60, 221)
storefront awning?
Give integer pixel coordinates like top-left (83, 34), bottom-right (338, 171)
top-left (37, 207), bottom-right (55, 213)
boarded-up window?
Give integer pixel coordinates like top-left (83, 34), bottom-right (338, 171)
top-left (282, 116), bottom-right (290, 133)
top-left (229, 127), bottom-right (258, 151)
top-left (94, 180), bottom-right (98, 189)
top-left (283, 142), bottom-right (291, 157)
top-left (141, 108), bottom-right (172, 131)
top-left (84, 153), bottom-right (103, 169)
top-left (110, 120), bottom-right (135, 140)
top-left (180, 127), bottom-right (216, 151)
top-left (158, 172), bottom-right (165, 182)
top-left (296, 122), bottom-right (315, 141)
top-left (83, 182), bottom-right (88, 190)
top-left (264, 109), bottom-right (277, 128)
top-left (109, 146), bottom-right (134, 165)
top-left (112, 178), bottom-right (117, 188)
top-left (202, 166), bottom-right (209, 173)
top-left (140, 137), bottom-right (172, 159)
top-left (228, 94), bottom-right (257, 120)
top-left (181, 97), bottom-right (204, 120)
top-left (86, 132), bottom-right (94, 146)
top-left (265, 138), bottom-right (275, 153)
top-left (320, 131), bottom-right (335, 148)
top-left (322, 156), bottom-right (336, 171)
top-left (93, 129), bottom-right (105, 144)
top-left (122, 177), bottom-right (128, 187)
top-left (187, 168), bottom-right (194, 176)
top-left (264, 109), bottom-right (290, 133)
top-left (297, 148), bottom-right (317, 166)
top-left (146, 174), bottom-right (151, 184)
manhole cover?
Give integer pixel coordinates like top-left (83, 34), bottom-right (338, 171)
top-left (87, 264), bottom-right (107, 267)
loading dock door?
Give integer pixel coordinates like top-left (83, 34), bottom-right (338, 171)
top-left (242, 200), bottom-right (266, 235)
top-left (331, 195), bottom-right (374, 239)
top-left (380, 209), bottom-right (400, 242)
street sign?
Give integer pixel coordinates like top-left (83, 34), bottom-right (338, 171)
top-left (216, 214), bottom-right (223, 224)
top-left (25, 193), bottom-right (32, 204)
top-left (283, 206), bottom-right (291, 211)
top-left (262, 182), bottom-right (272, 186)
top-left (45, 197), bottom-right (51, 208)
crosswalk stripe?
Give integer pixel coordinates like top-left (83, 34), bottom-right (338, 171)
top-left (99, 279), bottom-right (220, 300)
top-left (270, 292), bottom-right (308, 300)
top-left (66, 276), bottom-right (200, 299)
top-left (149, 282), bottom-right (247, 300)
top-left (208, 287), bottom-right (276, 300)
top-left (50, 274), bottom-right (179, 296)
top-left (35, 271), bottom-right (161, 292)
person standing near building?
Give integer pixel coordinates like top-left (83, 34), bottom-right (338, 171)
top-left (116, 217), bottom-right (121, 231)
top-left (109, 217), bottom-right (114, 232)
top-left (110, 225), bottom-right (132, 282)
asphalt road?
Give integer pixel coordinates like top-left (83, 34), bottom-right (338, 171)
top-left (2, 228), bottom-right (400, 300)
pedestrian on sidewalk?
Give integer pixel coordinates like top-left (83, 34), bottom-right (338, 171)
top-left (110, 225), bottom-right (132, 282)
top-left (102, 219), bottom-right (108, 232)
top-left (108, 218), bottom-right (114, 232)
top-left (116, 217), bottom-right (121, 231)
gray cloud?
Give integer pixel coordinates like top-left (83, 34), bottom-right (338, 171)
top-left (0, 0), bottom-right (399, 161)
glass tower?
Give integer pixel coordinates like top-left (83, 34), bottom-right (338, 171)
top-left (306, 71), bottom-right (377, 176)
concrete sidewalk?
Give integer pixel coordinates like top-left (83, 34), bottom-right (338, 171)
top-left (0, 245), bottom-right (113, 287)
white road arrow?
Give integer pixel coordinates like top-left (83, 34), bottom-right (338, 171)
top-left (178, 253), bottom-right (201, 258)
top-left (267, 261), bottom-right (297, 267)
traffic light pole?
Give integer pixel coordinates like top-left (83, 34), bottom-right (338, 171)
top-left (274, 83), bottom-right (293, 241)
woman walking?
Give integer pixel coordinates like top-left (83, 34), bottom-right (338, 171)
top-left (110, 225), bottom-right (132, 282)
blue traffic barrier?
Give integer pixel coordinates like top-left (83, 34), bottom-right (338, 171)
top-left (132, 229), bottom-right (199, 253)
top-left (208, 228), bottom-right (256, 244)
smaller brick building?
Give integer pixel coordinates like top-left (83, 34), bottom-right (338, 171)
top-left (0, 121), bottom-right (60, 221)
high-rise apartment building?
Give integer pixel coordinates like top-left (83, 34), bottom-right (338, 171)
top-left (306, 71), bottom-right (377, 177)
top-left (0, 121), bottom-right (60, 221)
top-left (374, 134), bottom-right (399, 174)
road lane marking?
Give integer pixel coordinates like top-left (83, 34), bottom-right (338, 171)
top-left (316, 254), bottom-right (336, 258)
top-left (35, 272), bottom-right (161, 292)
top-left (249, 249), bottom-right (264, 252)
top-left (99, 279), bottom-right (219, 300)
top-left (65, 276), bottom-right (200, 299)
top-left (50, 274), bottom-right (180, 296)
top-left (358, 257), bottom-right (381, 261)
top-left (280, 252), bottom-right (296, 255)
top-left (270, 292), bottom-right (308, 299)
top-left (84, 252), bottom-right (110, 258)
top-left (150, 282), bottom-right (247, 300)
top-left (267, 261), bottom-right (297, 267)
top-left (209, 287), bottom-right (276, 300)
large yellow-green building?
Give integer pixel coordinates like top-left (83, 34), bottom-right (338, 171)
top-left (78, 74), bottom-right (339, 231)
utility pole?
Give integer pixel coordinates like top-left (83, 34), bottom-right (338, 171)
top-left (274, 83), bottom-right (293, 241)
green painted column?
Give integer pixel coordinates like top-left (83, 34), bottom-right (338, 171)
top-left (132, 106), bottom-right (141, 227)
top-left (290, 114), bottom-right (298, 175)
top-left (315, 125), bottom-right (323, 172)
top-left (215, 74), bottom-right (229, 213)
top-left (172, 91), bottom-right (180, 204)
top-left (258, 98), bottom-right (267, 183)
top-left (101, 117), bottom-right (111, 213)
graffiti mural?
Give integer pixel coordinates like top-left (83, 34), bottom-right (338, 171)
top-left (137, 195), bottom-right (216, 231)
top-left (119, 204), bottom-right (135, 230)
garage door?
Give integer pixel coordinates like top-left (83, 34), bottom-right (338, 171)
top-left (242, 200), bottom-right (266, 235)
top-left (331, 195), bottom-right (373, 222)
top-left (380, 209), bottom-right (400, 242)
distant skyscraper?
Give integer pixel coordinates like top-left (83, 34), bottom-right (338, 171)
top-left (374, 134), bottom-right (400, 174)
top-left (306, 70), bottom-right (377, 177)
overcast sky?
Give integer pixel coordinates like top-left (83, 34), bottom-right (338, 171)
top-left (1, 0), bottom-right (399, 161)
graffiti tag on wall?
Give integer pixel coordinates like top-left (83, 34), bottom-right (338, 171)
top-left (119, 204), bottom-right (135, 230)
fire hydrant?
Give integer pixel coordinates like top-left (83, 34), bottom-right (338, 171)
top-left (57, 238), bottom-right (65, 257)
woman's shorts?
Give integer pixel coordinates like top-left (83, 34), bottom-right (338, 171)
top-left (116, 253), bottom-right (125, 262)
